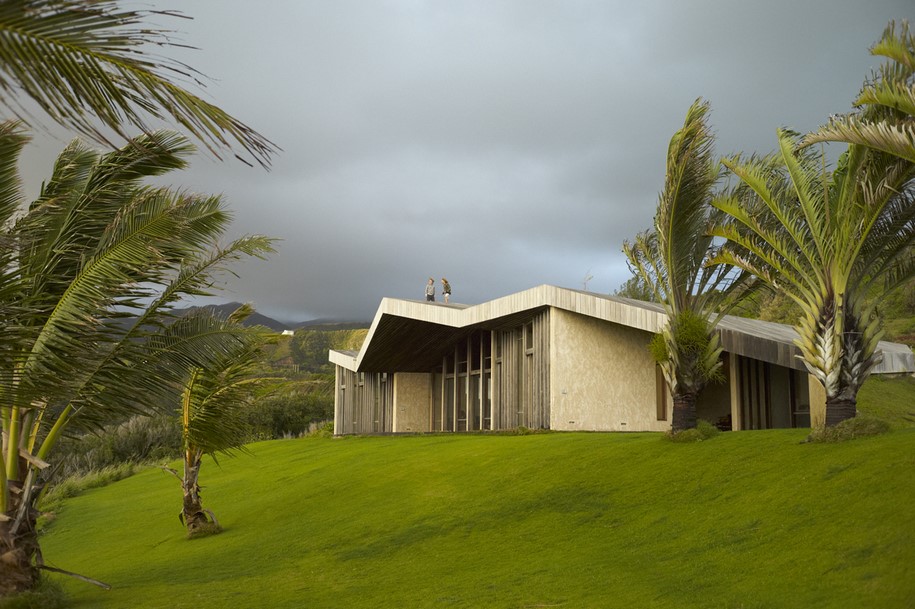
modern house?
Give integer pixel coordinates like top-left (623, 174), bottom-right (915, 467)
top-left (329, 285), bottom-right (914, 435)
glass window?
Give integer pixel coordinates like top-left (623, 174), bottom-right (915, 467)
top-left (656, 365), bottom-right (669, 421)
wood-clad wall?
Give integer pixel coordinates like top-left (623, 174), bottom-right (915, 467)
top-left (493, 309), bottom-right (550, 430)
top-left (335, 369), bottom-right (394, 434)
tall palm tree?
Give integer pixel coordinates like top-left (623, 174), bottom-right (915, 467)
top-left (0, 0), bottom-right (276, 166)
top-left (0, 124), bottom-right (274, 595)
top-left (623, 99), bottom-right (752, 432)
top-left (711, 129), bottom-right (915, 427)
top-left (158, 306), bottom-right (280, 537)
top-left (802, 20), bottom-right (914, 163)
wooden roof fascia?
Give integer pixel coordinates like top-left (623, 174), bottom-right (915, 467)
top-left (329, 349), bottom-right (358, 371)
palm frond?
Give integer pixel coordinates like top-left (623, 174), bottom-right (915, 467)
top-left (869, 20), bottom-right (914, 72)
top-left (656, 99), bottom-right (720, 308)
top-left (157, 310), bottom-right (279, 456)
top-left (0, 1), bottom-right (277, 167)
top-left (802, 118), bottom-right (915, 165)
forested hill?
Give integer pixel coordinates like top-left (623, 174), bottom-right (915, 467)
top-left (267, 327), bottom-right (369, 373)
top-left (177, 302), bottom-right (369, 333)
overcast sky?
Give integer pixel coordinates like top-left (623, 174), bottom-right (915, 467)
top-left (18, 1), bottom-right (915, 322)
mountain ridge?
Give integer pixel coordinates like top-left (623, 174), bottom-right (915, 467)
top-left (176, 302), bottom-right (369, 332)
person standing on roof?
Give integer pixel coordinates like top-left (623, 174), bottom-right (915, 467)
top-left (441, 277), bottom-right (451, 303)
top-left (425, 277), bottom-right (436, 302)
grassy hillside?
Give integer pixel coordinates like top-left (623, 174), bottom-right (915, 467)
top-left (40, 387), bottom-right (915, 609)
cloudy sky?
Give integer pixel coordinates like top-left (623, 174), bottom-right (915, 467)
top-left (19, 1), bottom-right (915, 322)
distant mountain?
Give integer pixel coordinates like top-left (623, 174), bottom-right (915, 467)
top-left (175, 303), bottom-right (370, 333)
top-left (177, 302), bottom-right (291, 331)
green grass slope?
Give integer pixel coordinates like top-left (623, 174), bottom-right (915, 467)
top-left (42, 424), bottom-right (915, 608)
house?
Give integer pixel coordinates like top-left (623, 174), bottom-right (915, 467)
top-left (328, 285), bottom-right (914, 435)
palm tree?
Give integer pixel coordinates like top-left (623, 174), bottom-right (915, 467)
top-left (158, 306), bottom-right (280, 537)
top-left (711, 129), bottom-right (915, 428)
top-left (801, 20), bottom-right (914, 163)
top-left (0, 0), bottom-right (276, 166)
top-left (623, 99), bottom-right (752, 432)
top-left (0, 125), bottom-right (274, 595)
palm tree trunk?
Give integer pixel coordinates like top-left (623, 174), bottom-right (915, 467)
top-left (825, 397), bottom-right (857, 427)
top-left (0, 482), bottom-right (40, 596)
top-left (671, 392), bottom-right (698, 432)
top-left (182, 451), bottom-right (217, 536)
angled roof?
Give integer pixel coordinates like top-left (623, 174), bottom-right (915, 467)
top-left (330, 285), bottom-right (915, 375)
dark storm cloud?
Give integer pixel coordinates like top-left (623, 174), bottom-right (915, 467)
top-left (17, 0), bottom-right (915, 321)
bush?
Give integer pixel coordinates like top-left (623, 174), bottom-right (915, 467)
top-left (806, 415), bottom-right (891, 443)
top-left (51, 415), bottom-right (181, 478)
top-left (187, 522), bottom-right (222, 540)
top-left (0, 578), bottom-right (67, 609)
top-left (309, 420), bottom-right (335, 437)
top-left (665, 419), bottom-right (720, 443)
top-left (245, 388), bottom-right (334, 440)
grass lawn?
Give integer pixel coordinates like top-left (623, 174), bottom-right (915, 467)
top-left (39, 410), bottom-right (915, 609)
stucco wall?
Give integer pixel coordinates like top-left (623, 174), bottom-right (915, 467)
top-left (549, 308), bottom-right (666, 432)
top-left (393, 372), bottom-right (432, 432)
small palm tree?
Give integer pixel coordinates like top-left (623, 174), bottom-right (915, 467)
top-left (0, 125), bottom-right (274, 594)
top-left (0, 0), bottom-right (276, 166)
top-left (623, 99), bottom-right (752, 432)
top-left (158, 306), bottom-right (281, 537)
top-left (711, 129), bottom-right (915, 427)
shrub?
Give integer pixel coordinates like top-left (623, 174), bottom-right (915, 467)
top-left (665, 419), bottom-right (720, 443)
top-left (245, 389), bottom-right (334, 440)
top-left (51, 415), bottom-right (181, 478)
top-left (187, 522), bottom-right (222, 540)
top-left (650, 310), bottom-right (723, 384)
top-left (806, 415), bottom-right (891, 443)
top-left (309, 420), bottom-right (335, 437)
top-left (0, 578), bottom-right (67, 609)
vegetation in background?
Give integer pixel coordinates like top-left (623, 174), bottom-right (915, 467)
top-left (245, 387), bottom-right (334, 440)
top-left (286, 328), bottom-right (368, 374)
top-left (623, 99), bottom-right (754, 431)
top-left (877, 278), bottom-right (915, 346)
top-left (51, 416), bottom-right (181, 480)
top-left (612, 275), bottom-right (656, 301)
